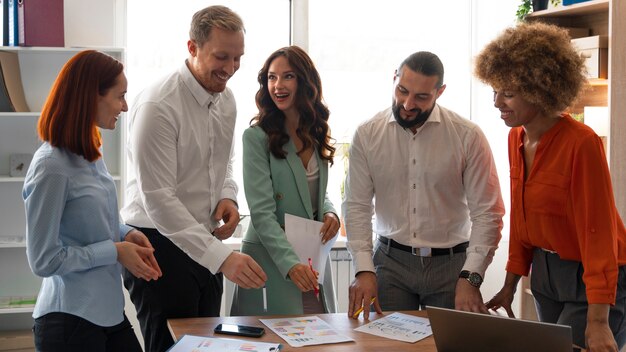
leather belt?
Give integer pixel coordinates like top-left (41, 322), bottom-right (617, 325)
top-left (378, 236), bottom-right (468, 257)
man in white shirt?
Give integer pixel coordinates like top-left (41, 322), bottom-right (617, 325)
top-left (344, 51), bottom-right (504, 320)
top-left (121, 6), bottom-right (266, 351)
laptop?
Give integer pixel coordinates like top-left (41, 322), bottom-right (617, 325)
top-left (427, 306), bottom-right (577, 352)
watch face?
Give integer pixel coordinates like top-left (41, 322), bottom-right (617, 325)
top-left (468, 273), bottom-right (483, 286)
top-left (460, 271), bottom-right (483, 287)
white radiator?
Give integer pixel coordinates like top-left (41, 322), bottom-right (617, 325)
top-left (329, 248), bottom-right (354, 313)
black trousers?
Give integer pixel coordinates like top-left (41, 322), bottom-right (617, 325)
top-left (33, 312), bottom-right (141, 352)
top-left (123, 226), bottom-right (223, 352)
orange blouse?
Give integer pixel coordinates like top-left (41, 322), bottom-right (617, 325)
top-left (506, 114), bottom-right (626, 304)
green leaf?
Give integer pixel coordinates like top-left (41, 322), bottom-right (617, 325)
top-left (516, 0), bottom-right (532, 22)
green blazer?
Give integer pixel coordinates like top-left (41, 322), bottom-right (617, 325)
top-left (230, 126), bottom-right (337, 316)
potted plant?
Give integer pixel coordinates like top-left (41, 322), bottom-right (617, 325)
top-left (516, 0), bottom-right (533, 21)
top-left (517, 0), bottom-right (561, 21)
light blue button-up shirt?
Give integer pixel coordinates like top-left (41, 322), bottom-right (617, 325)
top-left (23, 142), bottom-right (132, 327)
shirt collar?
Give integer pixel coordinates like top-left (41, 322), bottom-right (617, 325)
top-left (516, 113), bottom-right (567, 148)
top-left (179, 60), bottom-right (221, 108)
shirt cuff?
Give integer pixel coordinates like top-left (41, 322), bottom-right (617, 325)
top-left (352, 251), bottom-right (375, 274)
top-left (119, 223), bottom-right (134, 240)
top-left (89, 240), bottom-right (118, 268)
top-left (587, 289), bottom-right (616, 305)
top-left (220, 190), bottom-right (238, 205)
top-left (462, 251), bottom-right (490, 278)
top-left (506, 260), bottom-right (531, 277)
top-left (199, 239), bottom-right (233, 274)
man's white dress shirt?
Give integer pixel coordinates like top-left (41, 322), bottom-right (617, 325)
top-left (343, 105), bottom-right (504, 277)
top-left (121, 62), bottom-right (238, 274)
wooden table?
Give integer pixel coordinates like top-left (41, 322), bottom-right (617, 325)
top-left (167, 310), bottom-right (437, 351)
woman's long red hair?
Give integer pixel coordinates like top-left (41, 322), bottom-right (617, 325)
top-left (38, 50), bottom-right (124, 162)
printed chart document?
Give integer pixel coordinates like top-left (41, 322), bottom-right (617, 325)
top-left (260, 316), bottom-right (353, 347)
top-left (354, 312), bottom-right (432, 343)
top-left (166, 334), bottom-right (281, 352)
top-left (284, 213), bottom-right (337, 283)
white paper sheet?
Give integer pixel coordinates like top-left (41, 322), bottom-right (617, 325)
top-left (260, 315), bottom-right (354, 347)
top-left (354, 312), bottom-right (433, 343)
top-left (284, 213), bottom-right (337, 283)
top-left (167, 335), bottom-right (282, 352)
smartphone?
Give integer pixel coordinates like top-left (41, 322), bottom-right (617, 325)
top-left (214, 323), bottom-right (265, 338)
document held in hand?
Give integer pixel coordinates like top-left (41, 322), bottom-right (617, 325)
top-left (284, 213), bottom-right (337, 284)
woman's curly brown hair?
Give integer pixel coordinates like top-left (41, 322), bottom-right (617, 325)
top-left (474, 21), bottom-right (587, 114)
top-left (252, 46), bottom-right (334, 165)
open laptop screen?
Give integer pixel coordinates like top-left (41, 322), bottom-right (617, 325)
top-left (426, 306), bottom-right (576, 352)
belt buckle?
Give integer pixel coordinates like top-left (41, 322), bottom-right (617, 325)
top-left (411, 247), bottom-right (432, 257)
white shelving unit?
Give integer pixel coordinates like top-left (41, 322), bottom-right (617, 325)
top-left (0, 46), bottom-right (125, 333)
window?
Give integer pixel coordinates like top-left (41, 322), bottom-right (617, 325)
top-left (306, 0), bottom-right (472, 221)
top-left (126, 0), bottom-right (519, 238)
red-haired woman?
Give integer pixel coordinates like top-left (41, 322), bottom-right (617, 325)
top-left (23, 50), bottom-right (161, 352)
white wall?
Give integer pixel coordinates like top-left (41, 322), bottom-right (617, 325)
top-left (64, 0), bottom-right (125, 47)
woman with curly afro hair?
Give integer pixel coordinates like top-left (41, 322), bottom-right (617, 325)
top-left (475, 21), bottom-right (626, 351)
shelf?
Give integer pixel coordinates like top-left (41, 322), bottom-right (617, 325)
top-left (528, 0), bottom-right (609, 18)
top-left (588, 78), bottom-right (609, 86)
top-left (0, 112), bottom-right (39, 118)
top-left (0, 242), bottom-right (26, 248)
top-left (0, 307), bottom-right (34, 314)
top-left (0, 175), bottom-right (121, 183)
top-left (0, 329), bottom-right (34, 350)
top-left (0, 177), bottom-right (25, 183)
top-left (0, 46), bottom-right (124, 54)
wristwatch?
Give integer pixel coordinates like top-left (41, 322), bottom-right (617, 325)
top-left (459, 270), bottom-right (483, 288)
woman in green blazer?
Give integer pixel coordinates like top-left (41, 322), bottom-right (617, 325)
top-left (230, 46), bottom-right (340, 316)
